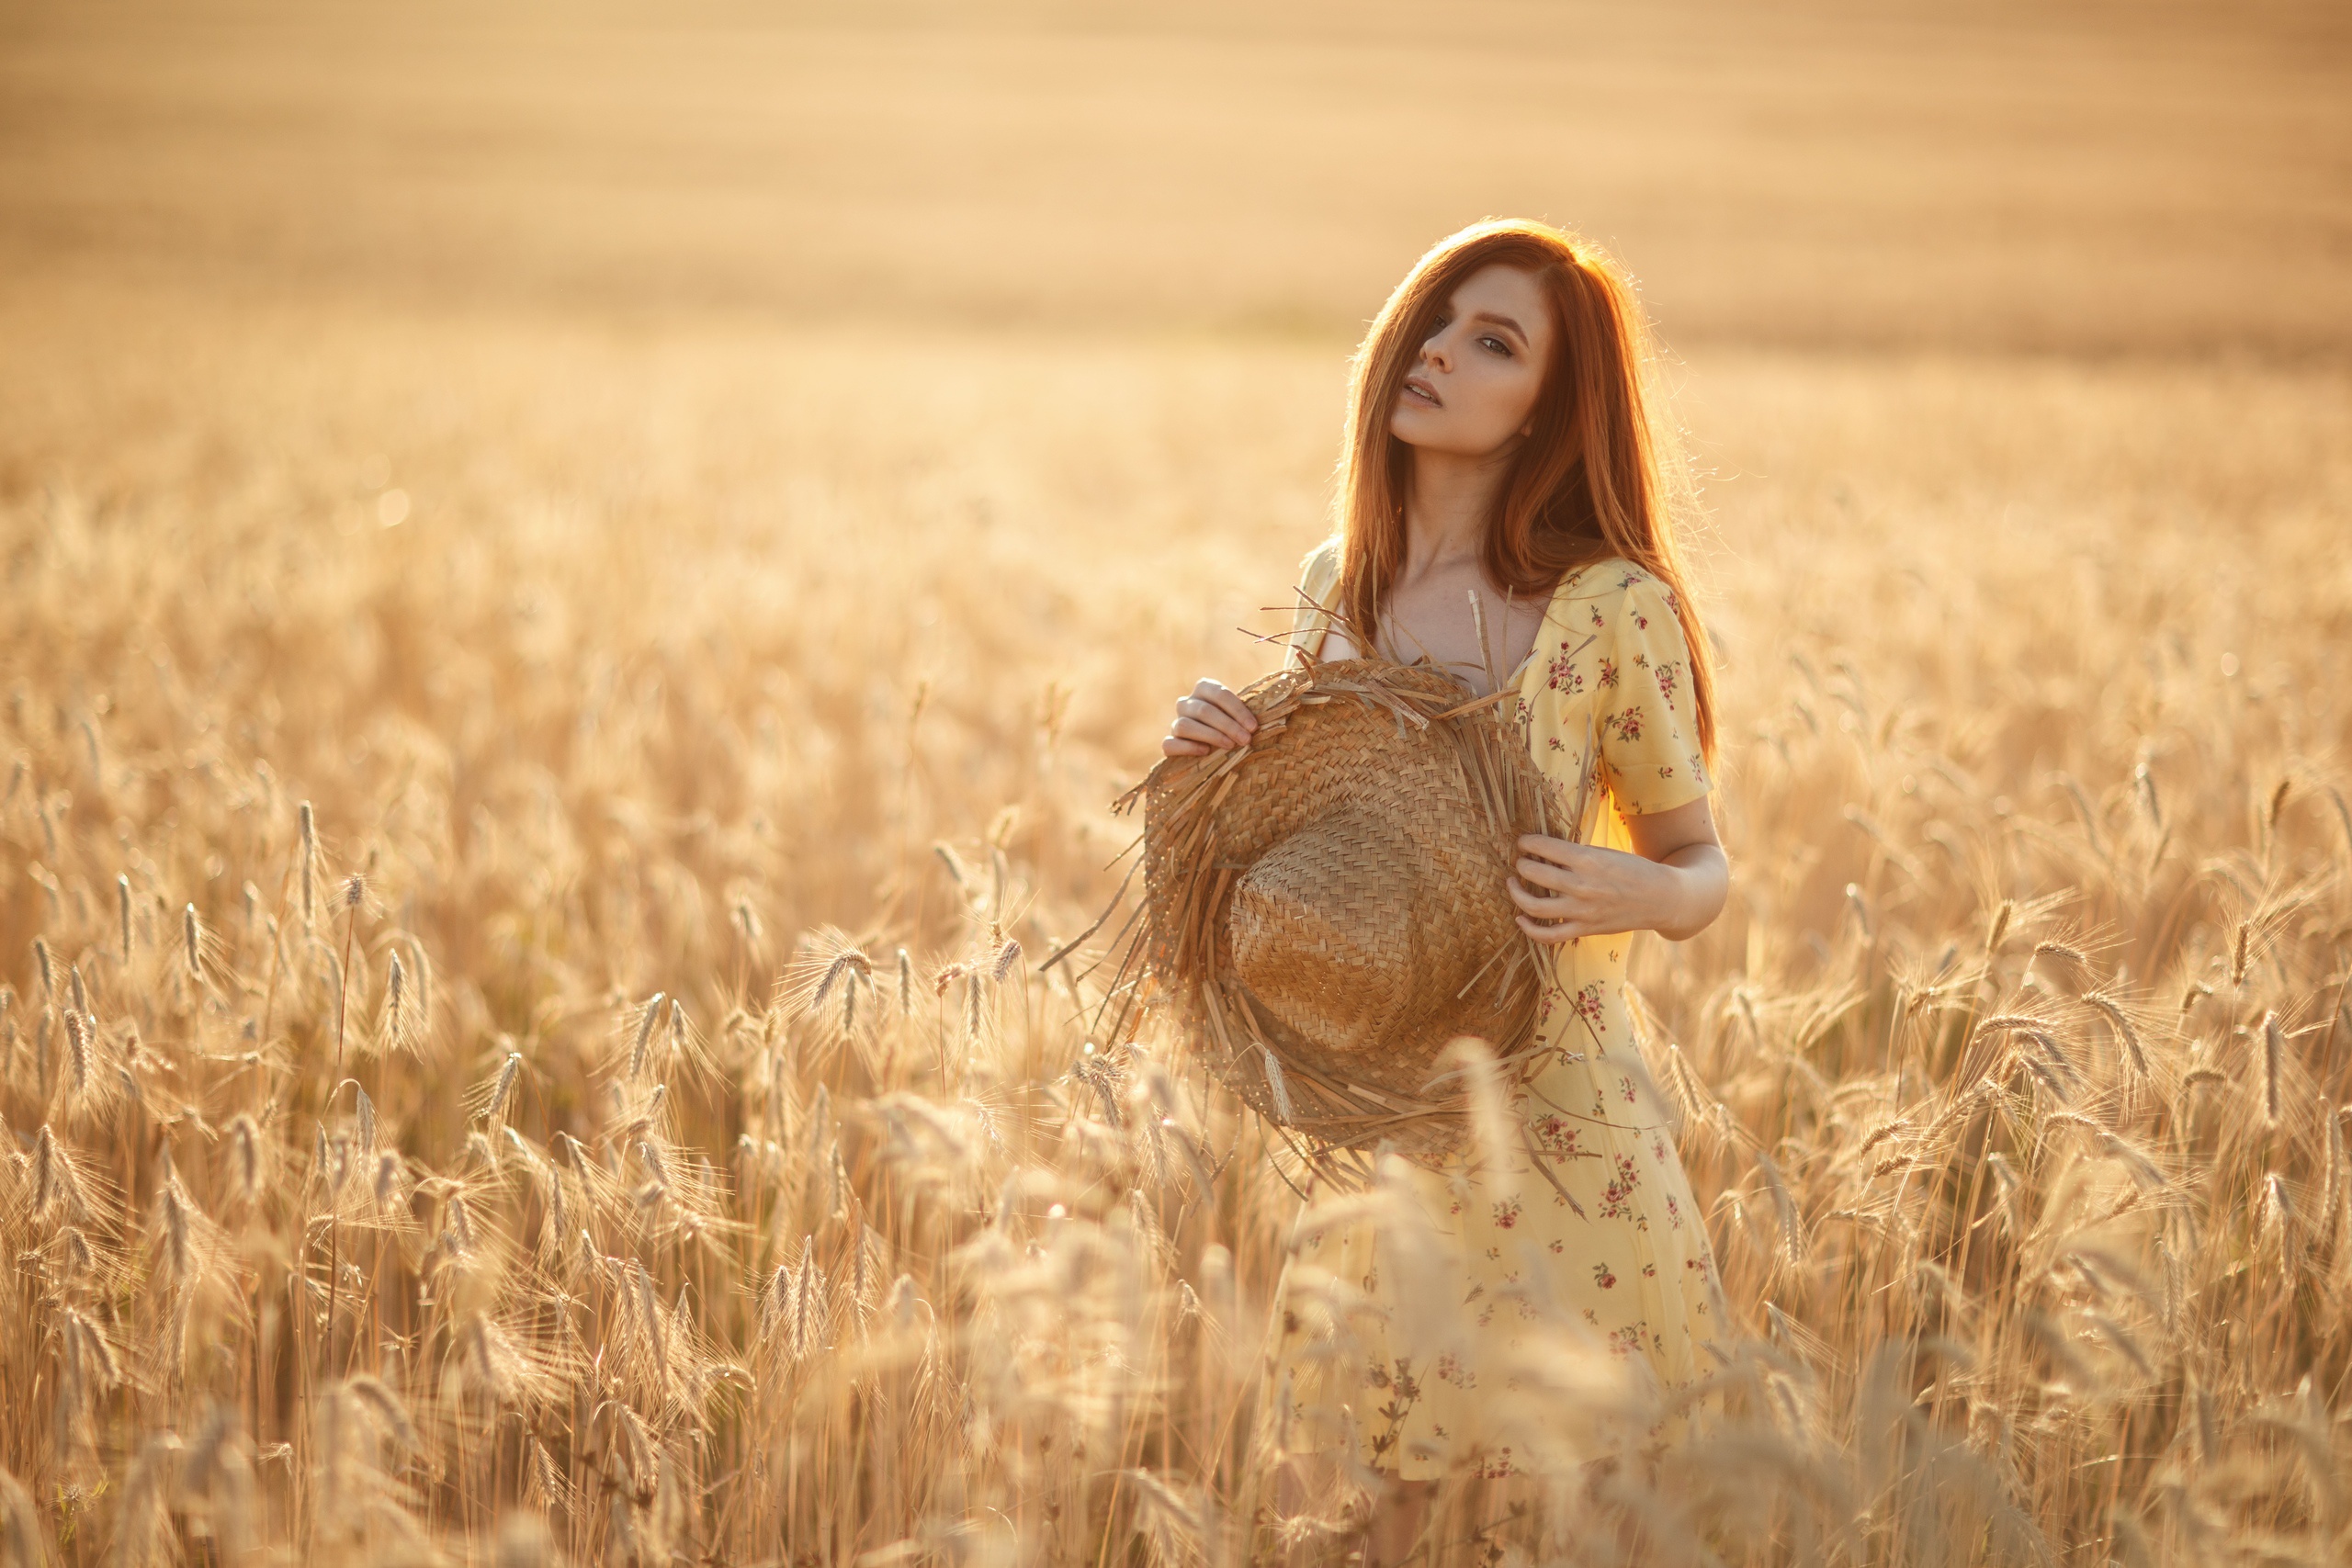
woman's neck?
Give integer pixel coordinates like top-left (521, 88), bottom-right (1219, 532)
top-left (1399, 447), bottom-right (1512, 579)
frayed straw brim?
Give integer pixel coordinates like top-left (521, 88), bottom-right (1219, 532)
top-left (1121, 657), bottom-right (1562, 1180)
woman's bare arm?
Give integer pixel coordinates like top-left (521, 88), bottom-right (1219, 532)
top-left (1507, 795), bottom-right (1728, 942)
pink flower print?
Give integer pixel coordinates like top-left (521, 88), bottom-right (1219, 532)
top-left (1597, 656), bottom-right (1619, 688)
top-left (1548, 1238), bottom-right (1565, 1254)
top-left (1592, 1261), bottom-right (1617, 1290)
top-left (1546, 652), bottom-right (1585, 694)
top-left (1434, 1351), bottom-right (1469, 1387)
top-left (1492, 1196), bottom-right (1522, 1230)
top-left (1664, 588), bottom-right (1681, 615)
top-left (1641, 1261), bottom-right (1657, 1278)
top-left (1589, 605), bottom-right (1605, 629)
top-left (1532, 1113), bottom-right (1590, 1161)
top-left (1654, 660), bottom-right (1681, 710)
top-left (1617, 571), bottom-right (1642, 591)
top-left (1611, 705), bottom-right (1645, 742)
top-left (1651, 1134), bottom-right (1668, 1164)
top-left (1570, 984), bottom-right (1606, 1028)
top-left (1620, 1075), bottom-right (1637, 1105)
top-left (1477, 1449), bottom-right (1517, 1480)
top-left (1607, 1324), bottom-right (1645, 1358)
top-left (1599, 1155), bottom-right (1641, 1220)
top-left (1666, 1194), bottom-right (1683, 1229)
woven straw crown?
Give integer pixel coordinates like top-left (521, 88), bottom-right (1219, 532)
top-left (1126, 657), bottom-right (1560, 1172)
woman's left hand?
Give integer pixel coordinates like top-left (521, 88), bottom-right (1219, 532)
top-left (1509, 836), bottom-right (1673, 943)
top-left (1510, 800), bottom-right (1730, 944)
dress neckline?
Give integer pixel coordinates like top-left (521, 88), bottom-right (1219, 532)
top-left (1297, 551), bottom-right (1626, 691)
top-left (1507, 558), bottom-right (1623, 697)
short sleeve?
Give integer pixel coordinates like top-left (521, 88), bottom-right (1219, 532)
top-left (1289, 538), bottom-right (1342, 666)
top-left (1597, 573), bottom-right (1711, 817)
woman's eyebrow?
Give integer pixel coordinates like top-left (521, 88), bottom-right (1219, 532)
top-left (1470, 311), bottom-right (1528, 344)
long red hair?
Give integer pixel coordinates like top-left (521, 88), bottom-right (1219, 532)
top-left (1332, 219), bottom-right (1715, 761)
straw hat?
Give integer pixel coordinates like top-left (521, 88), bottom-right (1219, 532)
top-left (1123, 657), bottom-right (1561, 1171)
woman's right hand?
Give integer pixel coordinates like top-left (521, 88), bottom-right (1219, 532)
top-left (1162, 679), bottom-right (1259, 757)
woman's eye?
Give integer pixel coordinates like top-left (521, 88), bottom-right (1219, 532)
top-left (1480, 336), bottom-right (1511, 356)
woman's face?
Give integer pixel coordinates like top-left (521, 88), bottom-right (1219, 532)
top-left (1387, 263), bottom-right (1555, 461)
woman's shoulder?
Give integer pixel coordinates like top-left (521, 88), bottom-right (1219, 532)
top-left (1286, 537), bottom-right (1345, 660)
top-left (1549, 557), bottom-right (1681, 620)
top-left (1297, 536), bottom-right (1342, 603)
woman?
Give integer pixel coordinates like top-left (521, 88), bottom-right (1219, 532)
top-left (1161, 220), bottom-right (1729, 1562)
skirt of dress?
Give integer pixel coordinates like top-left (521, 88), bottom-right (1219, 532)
top-left (1263, 966), bottom-right (1727, 1482)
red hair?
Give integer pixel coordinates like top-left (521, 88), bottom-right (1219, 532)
top-left (1333, 219), bottom-right (1715, 761)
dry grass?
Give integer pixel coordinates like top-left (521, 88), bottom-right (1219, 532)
top-left (3, 0), bottom-right (2351, 1562)
top-left (0, 290), bottom-right (2344, 1564)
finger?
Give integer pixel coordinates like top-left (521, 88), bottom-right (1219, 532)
top-left (1507, 879), bottom-right (1575, 919)
top-left (1516, 832), bottom-right (1577, 861)
top-left (1176, 705), bottom-right (1250, 747)
top-left (1191, 678), bottom-right (1250, 719)
top-left (1514, 858), bottom-right (1577, 893)
top-left (1162, 736), bottom-right (1212, 757)
top-left (1177, 697), bottom-right (1253, 746)
top-left (1171, 716), bottom-right (1240, 750)
top-left (1202, 687), bottom-right (1260, 734)
top-left (1171, 700), bottom-right (1231, 742)
top-left (1516, 914), bottom-right (1582, 945)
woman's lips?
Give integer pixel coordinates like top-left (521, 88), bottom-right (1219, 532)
top-left (1402, 376), bottom-right (1442, 407)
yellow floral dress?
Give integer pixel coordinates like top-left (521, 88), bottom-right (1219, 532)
top-left (1266, 541), bottom-right (1726, 1482)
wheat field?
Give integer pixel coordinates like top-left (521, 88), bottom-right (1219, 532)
top-left (3, 2), bottom-right (2350, 1563)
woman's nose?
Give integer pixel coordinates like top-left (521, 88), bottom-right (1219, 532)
top-left (1421, 335), bottom-right (1451, 373)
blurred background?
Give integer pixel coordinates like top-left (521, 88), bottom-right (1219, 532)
top-left (5, 0), bottom-right (2346, 353)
